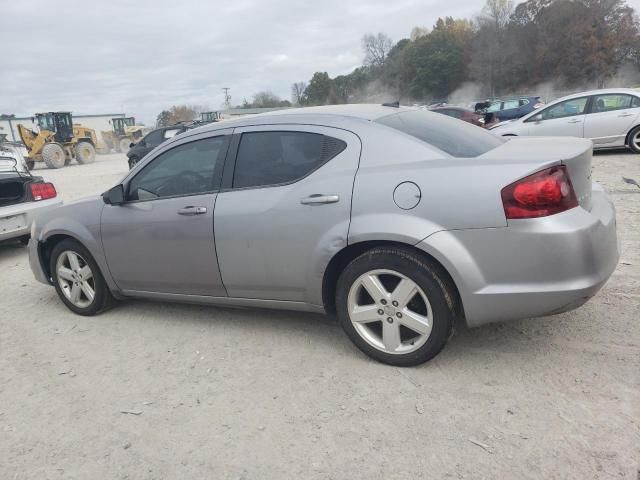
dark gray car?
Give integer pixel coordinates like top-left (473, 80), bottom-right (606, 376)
top-left (29, 105), bottom-right (619, 365)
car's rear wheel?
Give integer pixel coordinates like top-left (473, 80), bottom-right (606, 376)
top-left (627, 126), bottom-right (640, 153)
top-left (336, 247), bottom-right (456, 366)
top-left (50, 239), bottom-right (114, 315)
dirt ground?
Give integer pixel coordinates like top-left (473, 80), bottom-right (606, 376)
top-left (1, 151), bottom-right (638, 479)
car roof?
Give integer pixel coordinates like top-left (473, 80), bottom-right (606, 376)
top-left (432, 106), bottom-right (474, 112)
top-left (190, 104), bottom-right (414, 134)
top-left (556, 88), bottom-right (640, 101)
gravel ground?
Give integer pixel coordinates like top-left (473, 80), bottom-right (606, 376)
top-left (1, 152), bottom-right (638, 479)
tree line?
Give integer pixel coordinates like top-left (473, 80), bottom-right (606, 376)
top-left (290, 0), bottom-right (640, 106)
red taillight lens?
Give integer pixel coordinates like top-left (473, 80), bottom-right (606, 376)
top-left (501, 166), bottom-right (578, 219)
top-left (30, 182), bottom-right (57, 201)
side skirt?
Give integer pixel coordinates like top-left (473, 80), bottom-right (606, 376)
top-left (119, 289), bottom-right (326, 314)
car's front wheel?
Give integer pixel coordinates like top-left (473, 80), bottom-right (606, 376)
top-left (50, 239), bottom-right (114, 315)
top-left (336, 246), bottom-right (456, 366)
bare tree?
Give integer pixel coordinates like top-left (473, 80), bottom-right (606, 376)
top-left (291, 82), bottom-right (307, 105)
top-left (362, 33), bottom-right (393, 67)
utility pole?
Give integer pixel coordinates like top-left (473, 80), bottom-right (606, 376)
top-left (222, 88), bottom-right (231, 109)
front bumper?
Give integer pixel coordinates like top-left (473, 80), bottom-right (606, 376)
top-left (418, 183), bottom-right (619, 327)
top-left (0, 197), bottom-right (62, 242)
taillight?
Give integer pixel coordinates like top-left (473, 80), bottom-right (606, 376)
top-left (501, 166), bottom-right (578, 219)
top-left (30, 182), bottom-right (57, 201)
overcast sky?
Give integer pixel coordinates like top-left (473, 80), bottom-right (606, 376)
top-left (2, 0), bottom-right (639, 125)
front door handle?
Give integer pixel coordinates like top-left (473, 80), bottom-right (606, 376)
top-left (618, 112), bottom-right (633, 117)
top-left (567, 119), bottom-right (582, 124)
top-left (177, 206), bottom-right (207, 215)
top-left (300, 194), bottom-right (340, 205)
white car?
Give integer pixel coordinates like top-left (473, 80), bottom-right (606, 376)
top-left (490, 88), bottom-right (640, 153)
top-left (0, 143), bottom-right (62, 243)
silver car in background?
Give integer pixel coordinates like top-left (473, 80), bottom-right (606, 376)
top-left (28, 105), bottom-right (618, 366)
top-left (490, 88), bottom-right (640, 153)
top-left (1, 143), bottom-right (61, 244)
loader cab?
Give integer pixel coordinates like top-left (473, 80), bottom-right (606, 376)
top-left (112, 117), bottom-right (135, 136)
top-left (36, 112), bottom-right (73, 143)
top-left (200, 111), bottom-right (220, 123)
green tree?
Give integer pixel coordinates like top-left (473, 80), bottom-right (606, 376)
top-left (304, 72), bottom-right (333, 105)
top-left (403, 17), bottom-right (474, 99)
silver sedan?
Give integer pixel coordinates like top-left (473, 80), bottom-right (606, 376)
top-left (28, 105), bottom-right (619, 366)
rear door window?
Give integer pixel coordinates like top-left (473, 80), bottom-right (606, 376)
top-left (232, 131), bottom-right (346, 189)
top-left (376, 109), bottom-right (503, 158)
top-left (590, 94), bottom-right (636, 113)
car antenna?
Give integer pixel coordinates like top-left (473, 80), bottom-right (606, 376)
top-left (382, 101), bottom-right (400, 108)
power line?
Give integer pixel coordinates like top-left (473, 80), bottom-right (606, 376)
top-left (222, 88), bottom-right (231, 108)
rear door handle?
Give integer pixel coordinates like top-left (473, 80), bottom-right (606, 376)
top-left (567, 119), bottom-right (582, 123)
top-left (177, 206), bottom-right (207, 215)
top-left (618, 112), bottom-right (633, 117)
top-left (300, 194), bottom-right (340, 205)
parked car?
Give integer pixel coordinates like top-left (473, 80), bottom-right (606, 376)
top-left (0, 143), bottom-right (61, 244)
top-left (490, 88), bottom-right (640, 152)
top-left (430, 106), bottom-right (484, 127)
top-left (28, 105), bottom-right (618, 366)
top-left (126, 124), bottom-right (191, 168)
top-left (478, 96), bottom-right (544, 121)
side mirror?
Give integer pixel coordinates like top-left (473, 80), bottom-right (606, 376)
top-left (103, 184), bottom-right (125, 205)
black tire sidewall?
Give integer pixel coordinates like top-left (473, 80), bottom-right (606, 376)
top-left (628, 126), bottom-right (640, 153)
top-left (49, 239), bottom-right (109, 316)
top-left (336, 248), bottom-right (455, 366)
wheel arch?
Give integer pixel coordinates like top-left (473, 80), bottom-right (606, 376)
top-left (624, 124), bottom-right (640, 146)
top-left (321, 240), bottom-right (464, 320)
top-left (76, 137), bottom-right (95, 147)
top-left (39, 233), bottom-right (81, 281)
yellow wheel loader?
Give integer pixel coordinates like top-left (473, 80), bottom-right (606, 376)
top-left (17, 112), bottom-right (101, 169)
top-left (100, 117), bottom-right (147, 153)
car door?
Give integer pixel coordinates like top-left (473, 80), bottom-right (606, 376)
top-left (583, 93), bottom-right (640, 147)
top-left (214, 125), bottom-right (360, 303)
top-left (524, 96), bottom-right (589, 138)
top-left (101, 130), bottom-right (232, 296)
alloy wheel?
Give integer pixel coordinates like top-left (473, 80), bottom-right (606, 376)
top-left (347, 269), bottom-right (433, 355)
top-left (56, 250), bottom-right (95, 308)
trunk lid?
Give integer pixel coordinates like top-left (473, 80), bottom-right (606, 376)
top-left (0, 174), bottom-right (43, 208)
top-left (479, 137), bottom-right (593, 210)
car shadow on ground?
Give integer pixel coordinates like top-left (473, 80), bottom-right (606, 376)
top-left (100, 295), bottom-right (579, 369)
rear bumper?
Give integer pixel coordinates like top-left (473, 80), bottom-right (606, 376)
top-left (0, 197), bottom-right (62, 242)
top-left (417, 183), bottom-right (619, 327)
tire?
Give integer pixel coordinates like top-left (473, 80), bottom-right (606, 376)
top-left (128, 156), bottom-right (139, 169)
top-left (49, 239), bottom-right (115, 316)
top-left (74, 141), bottom-right (96, 164)
top-left (336, 246), bottom-right (456, 366)
top-left (41, 143), bottom-right (66, 169)
top-left (627, 126), bottom-right (640, 153)
top-left (119, 138), bottom-right (131, 153)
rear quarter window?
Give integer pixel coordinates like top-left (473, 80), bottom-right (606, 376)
top-left (376, 110), bottom-right (504, 158)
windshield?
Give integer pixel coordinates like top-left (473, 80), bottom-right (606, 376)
top-left (376, 109), bottom-right (504, 158)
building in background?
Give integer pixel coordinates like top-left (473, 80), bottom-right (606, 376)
top-left (0, 113), bottom-right (126, 142)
